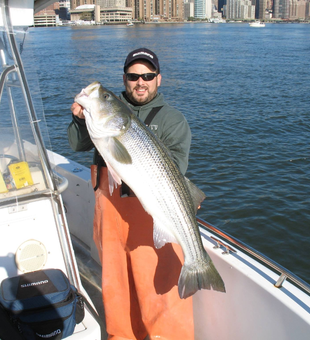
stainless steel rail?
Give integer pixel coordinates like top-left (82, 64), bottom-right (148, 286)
top-left (197, 217), bottom-right (310, 294)
top-left (3, 0), bottom-right (56, 192)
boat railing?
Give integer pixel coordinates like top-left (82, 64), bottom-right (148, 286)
top-left (197, 217), bottom-right (310, 295)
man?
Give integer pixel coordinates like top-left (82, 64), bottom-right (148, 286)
top-left (68, 48), bottom-right (194, 340)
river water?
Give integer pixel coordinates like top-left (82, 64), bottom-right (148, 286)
top-left (27, 22), bottom-right (310, 284)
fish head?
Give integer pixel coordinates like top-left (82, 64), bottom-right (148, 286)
top-left (75, 81), bottom-right (131, 139)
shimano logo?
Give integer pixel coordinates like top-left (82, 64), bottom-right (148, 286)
top-left (21, 280), bottom-right (48, 288)
top-left (36, 329), bottom-right (62, 338)
top-left (133, 51), bottom-right (154, 59)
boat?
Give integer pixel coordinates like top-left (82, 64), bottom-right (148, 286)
top-left (1, 1), bottom-right (310, 339)
top-left (249, 21), bottom-right (266, 27)
top-left (209, 18), bottom-right (226, 23)
top-left (126, 21), bottom-right (134, 26)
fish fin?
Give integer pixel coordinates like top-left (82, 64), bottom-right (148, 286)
top-left (106, 161), bottom-right (122, 196)
top-left (184, 177), bottom-right (206, 212)
top-left (178, 249), bottom-right (226, 299)
top-left (153, 220), bottom-right (179, 249)
top-left (108, 137), bottom-right (132, 164)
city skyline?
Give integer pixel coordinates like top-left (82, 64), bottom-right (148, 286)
top-left (36, 0), bottom-right (310, 23)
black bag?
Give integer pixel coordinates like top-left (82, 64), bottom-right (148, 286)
top-left (0, 269), bottom-right (84, 340)
top-left (0, 302), bottom-right (26, 339)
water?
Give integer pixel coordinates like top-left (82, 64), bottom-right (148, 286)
top-left (27, 23), bottom-right (310, 283)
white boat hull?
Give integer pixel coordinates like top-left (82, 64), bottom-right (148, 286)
top-left (195, 227), bottom-right (310, 339)
top-left (249, 22), bottom-right (266, 27)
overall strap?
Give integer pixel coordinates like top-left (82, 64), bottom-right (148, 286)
top-left (94, 148), bottom-right (106, 191)
top-left (144, 106), bottom-right (163, 126)
top-left (93, 163), bottom-right (101, 191)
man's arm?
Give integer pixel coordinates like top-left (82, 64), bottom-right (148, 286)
top-left (67, 103), bottom-right (94, 152)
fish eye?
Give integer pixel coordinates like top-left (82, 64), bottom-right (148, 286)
top-left (103, 93), bottom-right (110, 100)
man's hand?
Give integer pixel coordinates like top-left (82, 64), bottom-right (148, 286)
top-left (71, 102), bottom-right (85, 119)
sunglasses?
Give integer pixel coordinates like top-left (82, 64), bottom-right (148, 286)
top-left (126, 73), bottom-right (157, 81)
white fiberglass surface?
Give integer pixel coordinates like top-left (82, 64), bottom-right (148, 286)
top-left (0, 198), bottom-right (67, 281)
top-left (193, 229), bottom-right (310, 340)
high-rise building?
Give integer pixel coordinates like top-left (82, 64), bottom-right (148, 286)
top-left (278, 0), bottom-right (290, 17)
top-left (195, 0), bottom-right (222, 18)
top-left (126, 0), bottom-right (183, 21)
top-left (184, 0), bottom-right (195, 19)
top-left (195, 0), bottom-right (204, 18)
top-left (288, 0), bottom-right (309, 19)
top-left (206, 0), bottom-right (213, 17)
top-left (255, 0), bottom-right (267, 18)
top-left (226, 0), bottom-right (255, 18)
top-left (272, 0), bottom-right (310, 19)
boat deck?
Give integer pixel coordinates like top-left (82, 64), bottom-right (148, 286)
top-left (72, 237), bottom-right (108, 340)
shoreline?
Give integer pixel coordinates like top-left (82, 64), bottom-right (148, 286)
top-left (43, 20), bottom-right (310, 28)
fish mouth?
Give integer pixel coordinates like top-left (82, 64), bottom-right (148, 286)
top-left (75, 88), bottom-right (88, 99)
top-left (76, 82), bottom-right (101, 100)
top-left (74, 91), bottom-right (86, 103)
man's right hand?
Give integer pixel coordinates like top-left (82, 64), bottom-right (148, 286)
top-left (71, 102), bottom-right (85, 119)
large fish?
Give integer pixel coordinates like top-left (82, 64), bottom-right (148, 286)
top-left (75, 81), bottom-right (225, 298)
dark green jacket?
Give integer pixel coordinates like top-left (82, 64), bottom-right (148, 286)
top-left (67, 92), bottom-right (191, 175)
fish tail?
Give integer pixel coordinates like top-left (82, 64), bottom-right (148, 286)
top-left (178, 250), bottom-right (226, 299)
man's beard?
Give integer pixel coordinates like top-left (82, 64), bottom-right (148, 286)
top-left (126, 85), bottom-right (157, 106)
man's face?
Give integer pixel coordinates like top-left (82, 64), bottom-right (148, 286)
top-left (123, 60), bottom-right (162, 105)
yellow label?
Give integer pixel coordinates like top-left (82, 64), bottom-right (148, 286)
top-left (0, 171), bottom-right (8, 193)
top-left (8, 162), bottom-right (34, 189)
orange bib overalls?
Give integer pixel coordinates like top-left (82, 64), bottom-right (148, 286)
top-left (91, 165), bottom-right (194, 340)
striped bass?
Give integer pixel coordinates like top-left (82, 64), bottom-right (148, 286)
top-left (75, 81), bottom-right (226, 298)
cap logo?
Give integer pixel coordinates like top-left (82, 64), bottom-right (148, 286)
top-left (133, 51), bottom-right (154, 59)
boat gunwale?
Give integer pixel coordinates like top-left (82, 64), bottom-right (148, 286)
top-left (197, 217), bottom-right (310, 296)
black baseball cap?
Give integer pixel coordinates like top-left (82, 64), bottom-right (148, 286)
top-left (124, 48), bottom-right (160, 74)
